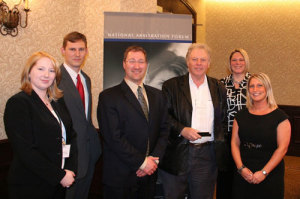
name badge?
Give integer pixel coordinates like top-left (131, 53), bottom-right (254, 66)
top-left (63, 144), bottom-right (71, 158)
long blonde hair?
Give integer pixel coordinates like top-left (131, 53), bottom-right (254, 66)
top-left (21, 51), bottom-right (63, 101)
top-left (246, 73), bottom-right (277, 109)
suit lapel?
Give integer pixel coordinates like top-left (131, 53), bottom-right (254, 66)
top-left (207, 76), bottom-right (218, 110)
top-left (180, 74), bottom-right (192, 108)
top-left (81, 71), bottom-right (91, 121)
top-left (144, 85), bottom-right (155, 124)
top-left (60, 65), bottom-right (86, 117)
top-left (120, 81), bottom-right (148, 121)
top-left (30, 91), bottom-right (61, 127)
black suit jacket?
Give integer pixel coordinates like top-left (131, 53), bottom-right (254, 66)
top-left (159, 74), bottom-right (230, 174)
top-left (97, 80), bottom-right (169, 187)
top-left (4, 91), bottom-right (77, 187)
top-left (59, 65), bottom-right (101, 179)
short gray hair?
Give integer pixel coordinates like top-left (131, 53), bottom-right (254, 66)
top-left (186, 43), bottom-right (211, 62)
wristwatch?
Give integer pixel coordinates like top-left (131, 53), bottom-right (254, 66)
top-left (262, 170), bottom-right (268, 176)
top-left (237, 165), bottom-right (246, 174)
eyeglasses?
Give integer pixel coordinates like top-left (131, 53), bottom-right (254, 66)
top-left (126, 59), bottom-right (146, 65)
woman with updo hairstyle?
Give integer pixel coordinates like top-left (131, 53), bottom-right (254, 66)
top-left (4, 51), bottom-right (77, 199)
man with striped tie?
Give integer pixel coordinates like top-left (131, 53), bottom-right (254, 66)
top-left (97, 46), bottom-right (169, 199)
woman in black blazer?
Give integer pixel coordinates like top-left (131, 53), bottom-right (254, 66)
top-left (4, 51), bottom-right (77, 199)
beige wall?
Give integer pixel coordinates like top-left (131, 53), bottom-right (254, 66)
top-left (1, 0), bottom-right (299, 139)
top-left (205, 0), bottom-right (300, 106)
top-left (188, 0), bottom-right (206, 43)
top-left (0, 0), bottom-right (157, 139)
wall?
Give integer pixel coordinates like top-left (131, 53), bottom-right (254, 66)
top-left (0, 0), bottom-right (157, 139)
top-left (188, 0), bottom-right (206, 43)
top-left (205, 0), bottom-right (300, 106)
top-left (3, 0), bottom-right (299, 139)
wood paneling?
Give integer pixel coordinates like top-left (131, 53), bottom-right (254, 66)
top-left (279, 105), bottom-right (300, 156)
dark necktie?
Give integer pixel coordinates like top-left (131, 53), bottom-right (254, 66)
top-left (137, 86), bottom-right (149, 156)
top-left (137, 86), bottom-right (148, 120)
top-left (76, 74), bottom-right (85, 110)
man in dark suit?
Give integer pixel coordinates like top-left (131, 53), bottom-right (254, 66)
top-left (59, 31), bottom-right (101, 199)
top-left (97, 46), bottom-right (169, 199)
top-left (159, 43), bottom-right (229, 199)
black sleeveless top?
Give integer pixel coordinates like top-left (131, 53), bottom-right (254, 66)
top-left (232, 108), bottom-right (288, 199)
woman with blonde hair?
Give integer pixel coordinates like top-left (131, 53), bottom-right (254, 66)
top-left (231, 73), bottom-right (291, 199)
top-left (218, 48), bottom-right (251, 199)
top-left (220, 48), bottom-right (251, 131)
top-left (4, 51), bottom-right (77, 199)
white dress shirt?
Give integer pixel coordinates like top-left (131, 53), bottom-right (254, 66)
top-left (124, 78), bottom-right (152, 169)
top-left (63, 63), bottom-right (89, 118)
top-left (189, 74), bottom-right (214, 144)
top-left (124, 78), bottom-right (149, 109)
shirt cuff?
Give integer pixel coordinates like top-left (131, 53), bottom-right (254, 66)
top-left (139, 157), bottom-right (147, 170)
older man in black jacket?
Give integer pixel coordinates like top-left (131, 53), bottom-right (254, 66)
top-left (159, 43), bottom-right (229, 199)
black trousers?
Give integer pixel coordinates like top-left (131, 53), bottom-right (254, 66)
top-left (216, 133), bottom-right (235, 199)
top-left (160, 143), bottom-right (217, 199)
top-left (103, 173), bottom-right (157, 199)
top-left (216, 169), bottom-right (234, 199)
top-left (9, 183), bottom-right (65, 199)
top-left (65, 157), bottom-right (95, 199)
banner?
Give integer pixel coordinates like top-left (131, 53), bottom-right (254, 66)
top-left (103, 12), bottom-right (192, 90)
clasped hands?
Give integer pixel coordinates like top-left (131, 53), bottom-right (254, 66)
top-left (136, 156), bottom-right (159, 177)
top-left (240, 167), bottom-right (266, 184)
top-left (60, 169), bottom-right (76, 188)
